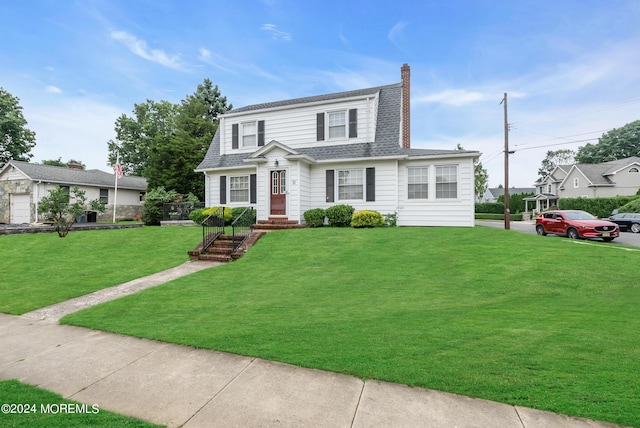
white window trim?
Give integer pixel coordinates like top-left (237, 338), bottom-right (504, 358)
top-left (229, 175), bottom-right (250, 203)
top-left (337, 168), bottom-right (364, 201)
top-left (435, 164), bottom-right (459, 200)
top-left (327, 110), bottom-right (347, 140)
top-left (241, 121), bottom-right (257, 148)
top-left (573, 177), bottom-right (579, 188)
top-left (407, 166), bottom-right (429, 200)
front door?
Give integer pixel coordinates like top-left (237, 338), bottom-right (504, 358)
top-left (270, 170), bottom-right (286, 215)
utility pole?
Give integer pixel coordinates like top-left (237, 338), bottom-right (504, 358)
top-left (501, 92), bottom-right (511, 230)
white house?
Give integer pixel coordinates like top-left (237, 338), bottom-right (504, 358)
top-left (196, 64), bottom-right (481, 227)
top-left (0, 160), bottom-right (147, 224)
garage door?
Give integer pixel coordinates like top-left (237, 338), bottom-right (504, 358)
top-left (10, 194), bottom-right (31, 224)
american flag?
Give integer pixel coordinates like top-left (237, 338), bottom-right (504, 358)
top-left (114, 161), bottom-right (123, 179)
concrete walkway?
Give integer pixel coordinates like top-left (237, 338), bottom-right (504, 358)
top-left (0, 263), bottom-right (630, 427)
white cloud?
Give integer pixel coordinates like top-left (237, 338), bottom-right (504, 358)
top-left (260, 24), bottom-right (292, 41)
top-left (45, 85), bottom-right (62, 94)
top-left (415, 89), bottom-right (493, 106)
top-left (110, 30), bottom-right (186, 71)
top-left (388, 21), bottom-right (408, 50)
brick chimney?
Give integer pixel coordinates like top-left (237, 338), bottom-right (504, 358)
top-left (401, 63), bottom-right (411, 149)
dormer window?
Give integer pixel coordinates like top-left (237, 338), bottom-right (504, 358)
top-left (242, 122), bottom-right (256, 147)
top-left (232, 120), bottom-right (265, 149)
top-left (317, 109), bottom-right (357, 141)
top-left (328, 111), bottom-right (346, 139)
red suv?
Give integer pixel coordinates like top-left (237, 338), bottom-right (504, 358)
top-left (535, 210), bottom-right (619, 242)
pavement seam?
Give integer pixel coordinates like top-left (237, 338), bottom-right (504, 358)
top-left (180, 357), bottom-right (258, 427)
top-left (513, 405), bottom-right (526, 427)
top-left (349, 380), bottom-right (366, 428)
top-left (65, 345), bottom-right (164, 400)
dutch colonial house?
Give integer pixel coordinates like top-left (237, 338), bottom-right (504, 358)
top-left (0, 160), bottom-right (147, 224)
top-left (196, 64), bottom-right (480, 227)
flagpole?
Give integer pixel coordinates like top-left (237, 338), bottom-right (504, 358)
top-left (113, 153), bottom-right (120, 223)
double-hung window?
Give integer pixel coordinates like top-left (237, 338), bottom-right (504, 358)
top-left (435, 165), bottom-right (458, 199)
top-left (230, 176), bottom-right (249, 202)
top-left (328, 111), bottom-right (346, 139)
top-left (408, 167), bottom-right (428, 199)
top-left (242, 122), bottom-right (256, 147)
top-left (99, 188), bottom-right (109, 204)
top-left (338, 169), bottom-right (363, 200)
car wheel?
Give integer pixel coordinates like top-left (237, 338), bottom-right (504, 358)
top-left (536, 225), bottom-right (547, 236)
top-left (603, 237), bottom-right (615, 242)
top-left (631, 223), bottom-right (640, 233)
top-left (567, 228), bottom-right (580, 239)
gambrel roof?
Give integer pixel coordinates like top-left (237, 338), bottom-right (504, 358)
top-left (1, 160), bottom-right (147, 190)
top-left (197, 83), bottom-right (479, 171)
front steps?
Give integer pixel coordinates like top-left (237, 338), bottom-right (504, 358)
top-left (253, 217), bottom-right (306, 231)
top-left (188, 231), bottom-right (266, 263)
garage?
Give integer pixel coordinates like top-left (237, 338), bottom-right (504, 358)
top-left (10, 194), bottom-right (31, 224)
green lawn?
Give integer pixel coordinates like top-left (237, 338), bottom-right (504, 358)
top-left (57, 227), bottom-right (640, 427)
top-left (0, 380), bottom-right (162, 427)
top-left (0, 226), bottom-right (201, 314)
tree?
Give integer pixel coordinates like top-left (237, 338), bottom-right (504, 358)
top-left (0, 87), bottom-right (36, 165)
top-left (537, 149), bottom-right (575, 180)
top-left (108, 79), bottom-right (232, 200)
top-left (37, 186), bottom-right (105, 237)
top-left (42, 158), bottom-right (86, 169)
top-left (457, 144), bottom-right (488, 201)
top-left (575, 120), bottom-right (640, 163)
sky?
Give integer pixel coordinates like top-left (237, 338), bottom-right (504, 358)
top-left (1, 0), bottom-right (640, 188)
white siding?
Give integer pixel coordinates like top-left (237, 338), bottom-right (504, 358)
top-left (397, 158), bottom-right (475, 227)
top-left (219, 94), bottom-right (379, 155)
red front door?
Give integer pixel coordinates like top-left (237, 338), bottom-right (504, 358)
top-left (270, 170), bottom-right (286, 215)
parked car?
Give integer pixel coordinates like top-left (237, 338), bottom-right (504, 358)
top-left (535, 210), bottom-right (619, 242)
top-left (608, 212), bottom-right (640, 233)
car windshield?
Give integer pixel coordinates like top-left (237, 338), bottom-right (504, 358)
top-left (565, 211), bottom-right (596, 220)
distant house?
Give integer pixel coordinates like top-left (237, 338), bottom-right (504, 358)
top-left (480, 187), bottom-right (535, 203)
top-left (196, 64), bottom-right (481, 227)
top-left (527, 157), bottom-right (640, 212)
top-left (0, 160), bottom-right (147, 224)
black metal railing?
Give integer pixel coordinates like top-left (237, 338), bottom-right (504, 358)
top-left (201, 207), bottom-right (226, 253)
top-left (164, 202), bottom-right (205, 221)
top-left (231, 207), bottom-right (255, 252)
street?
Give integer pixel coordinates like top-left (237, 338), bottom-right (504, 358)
top-left (476, 220), bottom-right (640, 248)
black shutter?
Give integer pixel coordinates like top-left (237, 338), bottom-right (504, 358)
top-left (232, 124), bottom-right (239, 149)
top-left (317, 113), bottom-right (325, 141)
top-left (250, 174), bottom-right (257, 204)
top-left (326, 170), bottom-right (334, 202)
top-left (220, 176), bottom-right (227, 204)
top-left (257, 121), bottom-right (265, 146)
top-left (349, 109), bottom-right (357, 138)
top-left (366, 167), bottom-right (375, 201)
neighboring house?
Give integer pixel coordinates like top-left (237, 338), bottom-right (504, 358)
top-left (196, 64), bottom-right (481, 227)
top-left (527, 157), bottom-right (640, 212)
top-left (480, 187), bottom-right (535, 203)
top-left (0, 160), bottom-right (147, 224)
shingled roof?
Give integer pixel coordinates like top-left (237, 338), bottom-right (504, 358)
top-left (571, 157), bottom-right (640, 186)
top-left (197, 83), bottom-right (478, 170)
top-left (3, 160), bottom-right (147, 190)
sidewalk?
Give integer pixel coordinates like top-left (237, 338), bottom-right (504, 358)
top-left (0, 263), bottom-right (631, 427)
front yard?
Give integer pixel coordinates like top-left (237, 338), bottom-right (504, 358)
top-left (1, 226), bottom-right (638, 426)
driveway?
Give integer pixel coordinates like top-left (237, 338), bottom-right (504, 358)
top-left (476, 220), bottom-right (640, 248)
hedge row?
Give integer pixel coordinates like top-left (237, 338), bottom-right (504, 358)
top-left (558, 196), bottom-right (639, 218)
top-left (303, 205), bottom-right (395, 228)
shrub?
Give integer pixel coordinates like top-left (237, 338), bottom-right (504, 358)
top-left (558, 196), bottom-right (639, 218)
top-left (303, 208), bottom-right (326, 227)
top-left (142, 187), bottom-right (179, 226)
top-left (475, 213), bottom-right (524, 221)
top-left (351, 210), bottom-right (384, 228)
top-left (617, 197), bottom-right (640, 213)
top-left (189, 206), bottom-right (233, 224)
top-left (475, 202), bottom-right (504, 214)
top-left (325, 204), bottom-right (355, 227)
top-left (230, 207), bottom-right (256, 225)
top-left (383, 212), bottom-right (397, 227)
